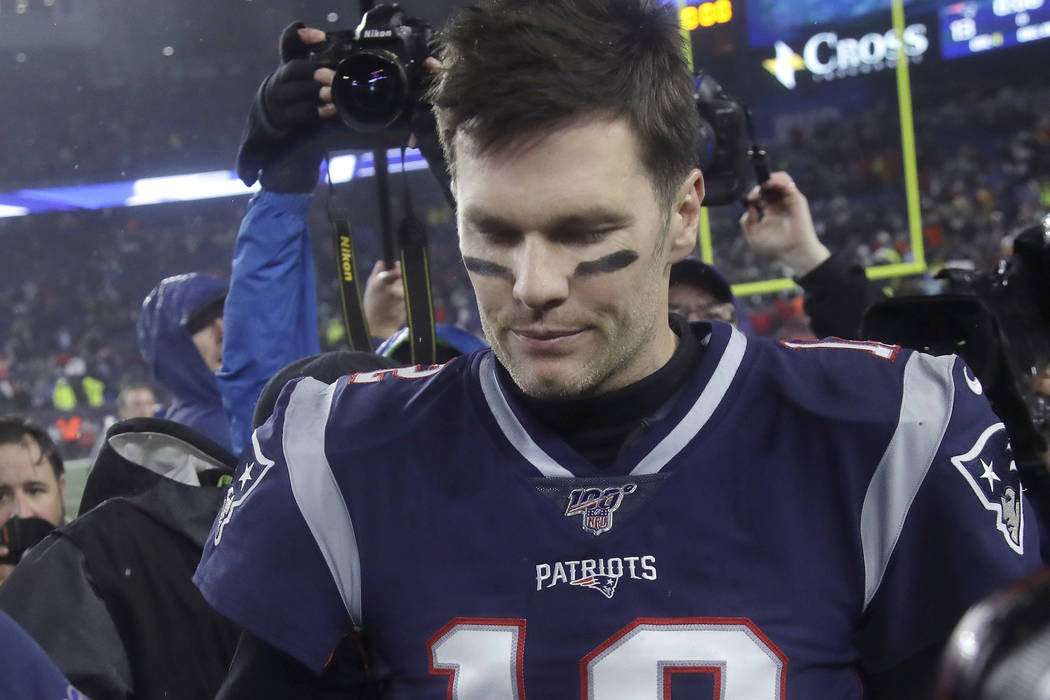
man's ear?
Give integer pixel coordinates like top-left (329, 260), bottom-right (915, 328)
top-left (669, 169), bottom-right (705, 263)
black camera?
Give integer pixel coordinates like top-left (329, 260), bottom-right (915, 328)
top-left (863, 216), bottom-right (1050, 464)
top-left (0, 516), bottom-right (56, 566)
top-left (313, 4), bottom-right (433, 132)
top-left (693, 73), bottom-right (754, 206)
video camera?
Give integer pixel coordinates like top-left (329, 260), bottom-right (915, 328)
top-left (312, 4), bottom-right (434, 133)
top-left (694, 73), bottom-right (759, 206)
top-left (862, 215), bottom-right (1050, 467)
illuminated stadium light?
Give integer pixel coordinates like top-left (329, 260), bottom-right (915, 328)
top-left (327, 153), bottom-right (358, 183)
top-left (125, 171), bottom-right (259, 206)
top-left (0, 148), bottom-right (422, 218)
top-left (0, 204), bottom-right (30, 219)
top-left (352, 151), bottom-right (431, 178)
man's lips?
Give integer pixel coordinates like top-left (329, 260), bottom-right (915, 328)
top-left (510, 328), bottom-right (586, 348)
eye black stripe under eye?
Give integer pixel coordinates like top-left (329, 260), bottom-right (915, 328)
top-left (462, 250), bottom-right (638, 279)
top-left (463, 256), bottom-right (513, 278)
top-left (574, 250), bottom-right (638, 277)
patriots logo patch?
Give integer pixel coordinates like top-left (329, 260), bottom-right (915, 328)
top-left (570, 574), bottom-right (620, 599)
top-left (214, 433), bottom-right (275, 546)
top-left (951, 423), bottom-right (1024, 554)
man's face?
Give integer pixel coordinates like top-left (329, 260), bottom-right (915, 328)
top-left (192, 316), bottom-right (224, 373)
top-left (668, 284), bottom-right (738, 327)
top-left (119, 387), bottom-right (156, 420)
top-left (0, 437), bottom-right (64, 583)
top-left (455, 117), bottom-right (702, 398)
top-left (0, 438), bottom-right (65, 527)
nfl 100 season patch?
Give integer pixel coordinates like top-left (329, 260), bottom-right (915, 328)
top-left (533, 474), bottom-right (665, 537)
top-left (564, 483), bottom-right (638, 535)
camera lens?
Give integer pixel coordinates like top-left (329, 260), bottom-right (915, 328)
top-left (332, 51), bottom-right (409, 131)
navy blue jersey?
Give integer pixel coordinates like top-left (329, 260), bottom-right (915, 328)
top-left (0, 610), bottom-right (90, 700)
top-left (195, 321), bottom-right (1041, 699)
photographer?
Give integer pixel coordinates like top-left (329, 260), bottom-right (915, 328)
top-left (0, 416), bottom-right (65, 585)
top-left (220, 24), bottom-right (414, 455)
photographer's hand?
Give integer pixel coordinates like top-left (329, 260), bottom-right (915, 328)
top-left (236, 23), bottom-right (338, 192)
top-left (364, 261), bottom-right (407, 341)
top-left (739, 171), bottom-right (830, 277)
top-left (0, 545), bottom-right (13, 584)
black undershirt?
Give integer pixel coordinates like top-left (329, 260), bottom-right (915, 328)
top-left (497, 314), bottom-right (703, 467)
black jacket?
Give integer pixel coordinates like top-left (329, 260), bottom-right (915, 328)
top-left (0, 417), bottom-right (239, 700)
top-left (797, 252), bottom-right (881, 339)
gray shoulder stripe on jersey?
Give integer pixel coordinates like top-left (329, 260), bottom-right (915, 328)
top-left (282, 377), bottom-right (363, 628)
top-left (479, 354), bottom-right (575, 478)
top-left (861, 352), bottom-right (956, 610)
top-left (631, 327), bottom-right (748, 476)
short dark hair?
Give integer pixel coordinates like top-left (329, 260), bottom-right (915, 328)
top-left (430, 0), bottom-right (700, 207)
top-left (0, 416), bottom-right (64, 479)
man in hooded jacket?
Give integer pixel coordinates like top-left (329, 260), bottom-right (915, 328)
top-left (137, 273), bottom-right (232, 452)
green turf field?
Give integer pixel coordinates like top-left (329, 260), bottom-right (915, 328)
top-left (64, 458), bottom-right (91, 518)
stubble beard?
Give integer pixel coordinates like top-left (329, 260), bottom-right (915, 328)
top-left (482, 287), bottom-right (664, 401)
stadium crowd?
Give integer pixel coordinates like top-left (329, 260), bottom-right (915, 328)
top-left (5, 75), bottom-right (1048, 441)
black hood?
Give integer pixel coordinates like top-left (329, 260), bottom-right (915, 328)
top-left (79, 417), bottom-right (236, 545)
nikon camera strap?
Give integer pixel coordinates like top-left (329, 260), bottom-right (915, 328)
top-left (397, 212), bottom-right (436, 364)
top-left (330, 214), bottom-right (374, 351)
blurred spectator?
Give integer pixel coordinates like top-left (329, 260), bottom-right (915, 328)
top-left (88, 380), bottom-right (157, 464)
top-left (115, 382), bottom-right (157, 421)
top-left (137, 273), bottom-right (232, 451)
top-left (668, 258), bottom-right (738, 326)
top-left (0, 416), bottom-right (66, 584)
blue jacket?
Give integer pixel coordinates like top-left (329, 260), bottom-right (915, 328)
top-left (218, 191), bottom-right (320, 455)
top-left (138, 273), bottom-right (232, 451)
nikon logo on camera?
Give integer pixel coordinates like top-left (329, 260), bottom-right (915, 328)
top-left (363, 29), bottom-right (394, 38)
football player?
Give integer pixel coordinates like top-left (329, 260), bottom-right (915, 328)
top-left (195, 1), bottom-right (1043, 697)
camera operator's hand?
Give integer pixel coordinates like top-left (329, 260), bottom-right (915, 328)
top-left (0, 545), bottom-right (13, 584)
top-left (364, 260), bottom-right (407, 341)
top-left (237, 23), bottom-right (338, 192)
top-left (739, 171), bottom-right (830, 278)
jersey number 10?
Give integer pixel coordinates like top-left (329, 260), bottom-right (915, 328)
top-left (428, 617), bottom-right (787, 698)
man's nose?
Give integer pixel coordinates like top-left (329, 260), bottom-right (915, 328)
top-left (512, 238), bottom-right (570, 311)
top-left (13, 491), bottom-right (35, 518)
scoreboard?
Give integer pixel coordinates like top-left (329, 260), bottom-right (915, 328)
top-left (940, 0), bottom-right (1050, 57)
